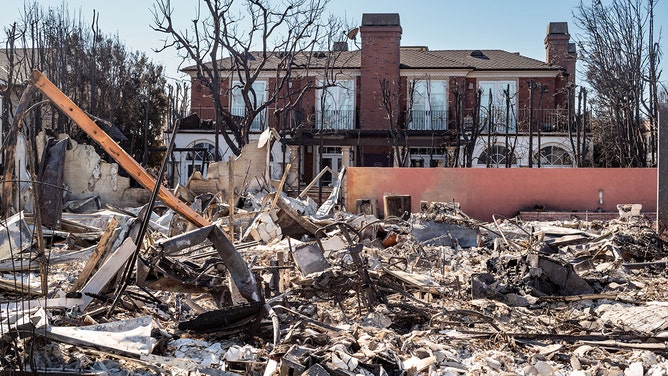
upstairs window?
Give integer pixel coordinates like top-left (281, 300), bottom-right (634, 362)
top-left (409, 80), bottom-right (447, 130)
top-left (479, 81), bottom-right (517, 133)
top-left (316, 80), bottom-right (355, 130)
top-left (231, 81), bottom-right (267, 131)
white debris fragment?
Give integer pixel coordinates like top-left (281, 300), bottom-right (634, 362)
top-left (224, 344), bottom-right (257, 362)
top-left (331, 348), bottom-right (358, 371)
top-left (625, 362), bottom-right (644, 376)
top-left (247, 211), bottom-right (282, 243)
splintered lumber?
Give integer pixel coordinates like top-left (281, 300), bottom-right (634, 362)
top-left (298, 166), bottom-right (333, 199)
top-left (79, 237), bottom-right (137, 310)
top-left (0, 278), bottom-right (41, 296)
top-left (31, 70), bottom-right (209, 228)
top-left (70, 217), bottom-right (119, 292)
top-left (270, 163), bottom-right (292, 212)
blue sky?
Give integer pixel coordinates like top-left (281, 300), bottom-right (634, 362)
top-left (1, 0), bottom-right (667, 87)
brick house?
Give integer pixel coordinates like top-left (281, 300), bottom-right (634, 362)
top-left (175, 13), bottom-right (579, 187)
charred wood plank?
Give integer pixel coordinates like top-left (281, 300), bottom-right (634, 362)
top-left (70, 217), bottom-right (119, 293)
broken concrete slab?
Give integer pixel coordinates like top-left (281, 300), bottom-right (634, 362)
top-left (245, 211), bottom-right (283, 243)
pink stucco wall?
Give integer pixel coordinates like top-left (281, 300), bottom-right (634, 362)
top-left (345, 168), bottom-right (657, 221)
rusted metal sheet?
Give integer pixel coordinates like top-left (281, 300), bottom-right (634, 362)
top-left (30, 70), bottom-right (209, 228)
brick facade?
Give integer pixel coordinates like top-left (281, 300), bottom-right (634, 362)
top-left (359, 14), bottom-right (402, 131)
top-left (181, 13), bottom-right (579, 186)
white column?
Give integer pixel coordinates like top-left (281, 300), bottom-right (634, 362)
top-left (288, 145), bottom-right (300, 188)
top-left (341, 146), bottom-right (351, 167)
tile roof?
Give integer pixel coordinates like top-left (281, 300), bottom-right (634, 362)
top-left (400, 49), bottom-right (555, 70)
top-left (182, 48), bottom-right (559, 73)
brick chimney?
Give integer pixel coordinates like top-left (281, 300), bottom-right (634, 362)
top-left (544, 22), bottom-right (577, 85)
top-left (360, 13), bottom-right (402, 130)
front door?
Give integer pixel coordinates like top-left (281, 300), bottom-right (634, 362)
top-left (317, 147), bottom-right (342, 186)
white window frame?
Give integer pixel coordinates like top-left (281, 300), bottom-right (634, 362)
top-left (409, 147), bottom-right (447, 167)
top-left (231, 80), bottom-right (267, 131)
top-left (409, 79), bottom-right (447, 130)
top-left (183, 140), bottom-right (220, 178)
top-left (535, 145), bottom-right (574, 167)
top-left (315, 80), bottom-right (355, 130)
top-left (476, 144), bottom-right (518, 168)
top-left (479, 80), bottom-right (517, 133)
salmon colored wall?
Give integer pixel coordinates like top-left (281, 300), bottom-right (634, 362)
top-left (346, 168), bottom-right (657, 221)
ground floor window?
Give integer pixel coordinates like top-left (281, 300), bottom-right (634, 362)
top-left (535, 145), bottom-right (573, 167)
top-left (477, 145), bottom-right (517, 167)
top-left (185, 141), bottom-right (219, 177)
top-left (409, 147), bottom-right (446, 167)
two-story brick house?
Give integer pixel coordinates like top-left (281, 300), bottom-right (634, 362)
top-left (176, 13), bottom-right (579, 187)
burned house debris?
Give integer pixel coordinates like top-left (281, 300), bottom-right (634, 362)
top-left (2, 71), bottom-right (668, 375)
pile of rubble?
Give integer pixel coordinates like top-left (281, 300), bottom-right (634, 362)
top-left (2, 191), bottom-right (668, 375)
top-left (3, 71), bottom-right (668, 375)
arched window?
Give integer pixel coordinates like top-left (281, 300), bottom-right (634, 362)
top-left (185, 141), bottom-right (219, 177)
top-left (477, 145), bottom-right (517, 167)
top-left (535, 145), bottom-right (573, 167)
top-left (186, 142), bottom-right (218, 162)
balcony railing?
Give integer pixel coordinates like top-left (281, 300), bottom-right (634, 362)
top-left (408, 110), bottom-right (447, 130)
top-left (316, 109), bottom-right (355, 130)
top-left (516, 108), bottom-right (570, 133)
top-left (464, 108), bottom-right (570, 134)
top-left (231, 107), bottom-right (266, 131)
